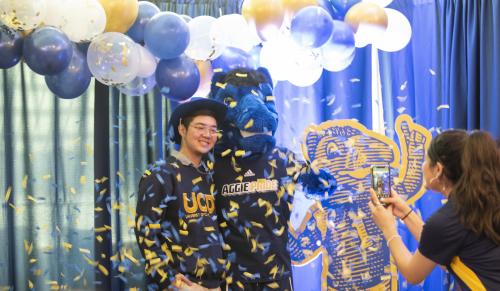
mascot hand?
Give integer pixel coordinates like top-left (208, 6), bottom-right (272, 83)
top-left (298, 164), bottom-right (337, 201)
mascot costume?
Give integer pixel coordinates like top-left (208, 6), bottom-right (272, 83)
top-left (208, 67), bottom-right (336, 290)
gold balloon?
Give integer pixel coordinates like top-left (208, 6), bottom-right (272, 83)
top-left (242, 0), bottom-right (285, 41)
top-left (194, 60), bottom-right (213, 97)
top-left (281, 0), bottom-right (318, 14)
top-left (98, 0), bottom-right (139, 33)
top-left (344, 2), bottom-right (388, 33)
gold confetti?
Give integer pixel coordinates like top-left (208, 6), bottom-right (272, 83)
top-left (4, 186), bottom-right (12, 202)
top-left (98, 264), bottom-right (109, 276)
top-left (22, 175), bottom-right (28, 189)
top-left (215, 82), bottom-right (227, 89)
top-left (229, 101), bottom-right (238, 108)
top-left (266, 96), bottom-right (275, 102)
top-left (244, 119), bottom-right (254, 129)
top-left (221, 149), bottom-right (232, 157)
top-left (235, 73), bottom-right (248, 78)
top-left (148, 224), bottom-right (161, 229)
top-left (235, 150), bottom-right (246, 157)
top-left (62, 242), bottom-right (72, 250)
top-left (192, 177), bottom-right (202, 185)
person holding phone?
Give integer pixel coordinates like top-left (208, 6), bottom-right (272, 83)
top-left (368, 130), bottom-right (500, 290)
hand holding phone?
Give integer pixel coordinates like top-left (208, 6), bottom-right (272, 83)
top-left (371, 165), bottom-right (391, 206)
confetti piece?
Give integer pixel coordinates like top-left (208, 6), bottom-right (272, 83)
top-left (244, 119), bottom-right (254, 129)
top-left (266, 96), bottom-right (275, 102)
top-left (4, 186), bottom-right (12, 203)
top-left (437, 104), bottom-right (450, 110)
top-left (235, 150), bottom-right (246, 157)
top-left (117, 171), bottom-right (125, 181)
top-left (213, 68), bottom-right (223, 73)
top-left (192, 177), bottom-right (202, 185)
top-left (215, 82), bottom-right (227, 89)
top-left (28, 280), bottom-right (33, 289)
top-left (229, 101), bottom-right (237, 108)
top-left (221, 149), bottom-right (232, 157)
top-left (98, 264), bottom-right (109, 276)
top-left (22, 176), bottom-right (28, 189)
top-left (235, 73), bottom-right (248, 78)
top-left (24, 240), bottom-right (33, 255)
top-left (251, 90), bottom-right (259, 96)
top-left (62, 242), bottom-right (72, 250)
top-left (79, 248), bottom-right (91, 255)
top-left (429, 68), bottom-right (436, 75)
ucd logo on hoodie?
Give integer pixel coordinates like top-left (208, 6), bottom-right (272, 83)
top-left (183, 192), bottom-right (215, 218)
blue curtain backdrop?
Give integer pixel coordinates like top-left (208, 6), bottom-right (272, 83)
top-left (1, 0), bottom-right (499, 290)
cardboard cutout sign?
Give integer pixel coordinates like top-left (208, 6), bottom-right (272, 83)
top-left (289, 114), bottom-right (432, 290)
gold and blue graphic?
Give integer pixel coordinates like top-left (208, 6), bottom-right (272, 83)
top-left (289, 114), bottom-right (432, 290)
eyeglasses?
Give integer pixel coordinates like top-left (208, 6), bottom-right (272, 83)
top-left (189, 124), bottom-right (222, 136)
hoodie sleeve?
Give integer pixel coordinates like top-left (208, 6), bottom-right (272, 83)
top-left (135, 170), bottom-right (178, 289)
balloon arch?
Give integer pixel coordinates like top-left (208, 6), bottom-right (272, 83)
top-left (0, 0), bottom-right (412, 100)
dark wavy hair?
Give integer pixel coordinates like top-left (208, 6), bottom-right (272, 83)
top-left (452, 131), bottom-right (500, 244)
top-left (426, 129), bottom-right (468, 185)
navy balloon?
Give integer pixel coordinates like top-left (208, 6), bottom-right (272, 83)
top-left (324, 0), bottom-right (361, 19)
top-left (211, 47), bottom-right (256, 72)
top-left (156, 55), bottom-right (200, 101)
top-left (45, 47), bottom-right (92, 99)
top-left (0, 25), bottom-right (23, 69)
top-left (145, 12), bottom-right (189, 59)
top-left (126, 1), bottom-right (160, 44)
top-left (291, 7), bottom-right (334, 48)
top-left (23, 26), bottom-right (73, 75)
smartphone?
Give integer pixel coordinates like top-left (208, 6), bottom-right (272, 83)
top-left (371, 165), bottom-right (391, 206)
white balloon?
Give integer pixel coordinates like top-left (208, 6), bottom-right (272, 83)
top-left (362, 0), bottom-right (393, 7)
top-left (185, 16), bottom-right (224, 61)
top-left (354, 23), bottom-right (386, 47)
top-left (287, 46), bottom-right (323, 87)
top-left (180, 14), bottom-right (192, 23)
top-left (210, 14), bottom-right (261, 52)
top-left (260, 34), bottom-right (296, 81)
top-left (322, 49), bottom-right (355, 72)
top-left (0, 0), bottom-right (47, 30)
top-left (44, 0), bottom-right (106, 42)
top-left (136, 45), bottom-right (157, 78)
top-left (373, 8), bottom-right (412, 52)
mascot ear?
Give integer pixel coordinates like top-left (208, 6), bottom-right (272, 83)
top-left (257, 67), bottom-right (273, 89)
top-left (209, 71), bottom-right (228, 98)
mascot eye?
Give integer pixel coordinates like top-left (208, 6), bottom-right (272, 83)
top-left (223, 97), bottom-right (234, 105)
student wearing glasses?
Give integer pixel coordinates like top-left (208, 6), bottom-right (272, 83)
top-left (135, 98), bottom-right (227, 291)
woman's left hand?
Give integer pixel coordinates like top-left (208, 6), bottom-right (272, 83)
top-left (368, 189), bottom-right (397, 236)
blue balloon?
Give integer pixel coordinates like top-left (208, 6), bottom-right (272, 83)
top-left (45, 47), bottom-right (92, 99)
top-left (156, 55), bottom-right (200, 102)
top-left (291, 7), bottom-right (334, 48)
top-left (318, 0), bottom-right (361, 19)
top-left (23, 26), bottom-right (73, 75)
top-left (145, 12), bottom-right (189, 59)
top-left (211, 47), bottom-right (256, 72)
top-left (0, 25), bottom-right (23, 69)
top-left (126, 1), bottom-right (160, 44)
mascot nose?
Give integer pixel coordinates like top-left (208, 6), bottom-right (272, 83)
top-left (236, 94), bottom-right (278, 132)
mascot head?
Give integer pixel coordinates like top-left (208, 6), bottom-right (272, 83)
top-left (209, 67), bottom-right (278, 156)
